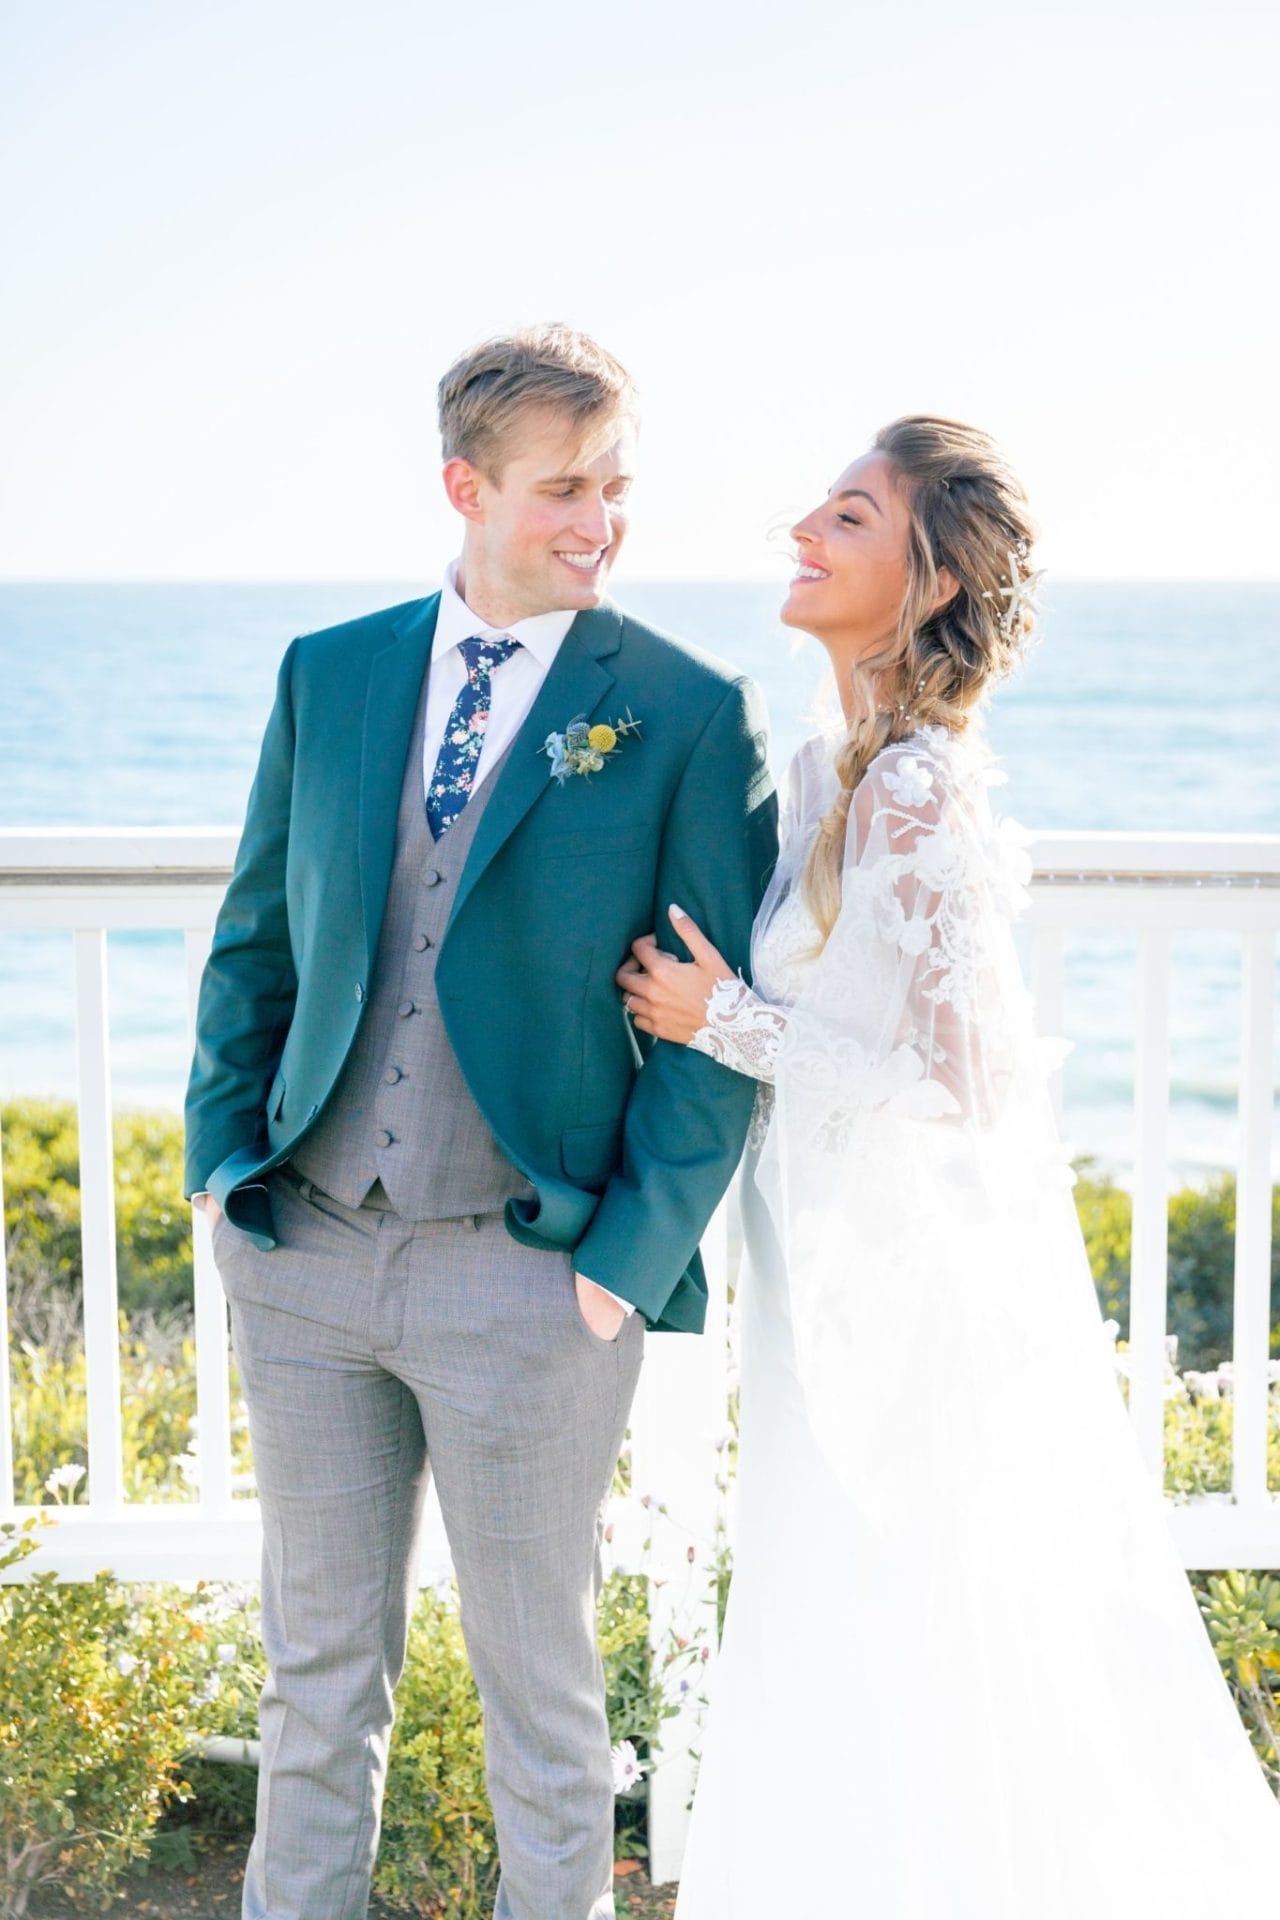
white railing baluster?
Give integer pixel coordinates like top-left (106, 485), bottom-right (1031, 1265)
top-left (1232, 929), bottom-right (1275, 1509)
top-left (0, 1120), bottom-right (13, 1507)
top-left (632, 1190), bottom-right (730, 1887)
top-left (1032, 925), bottom-right (1066, 1129)
top-left (184, 926), bottom-right (235, 1516)
top-left (73, 928), bottom-right (124, 1512)
top-left (1130, 929), bottom-right (1171, 1480)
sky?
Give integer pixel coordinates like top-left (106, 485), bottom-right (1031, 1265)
top-left (2, 0), bottom-right (1277, 583)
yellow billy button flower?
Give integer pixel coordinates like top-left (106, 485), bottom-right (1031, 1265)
top-left (588, 724), bottom-right (618, 754)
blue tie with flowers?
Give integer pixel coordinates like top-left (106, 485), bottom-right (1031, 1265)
top-left (425, 635), bottom-right (523, 839)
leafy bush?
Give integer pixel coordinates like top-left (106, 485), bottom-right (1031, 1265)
top-left (7, 1100), bottom-right (1275, 1377)
top-left (372, 1587), bottom-right (497, 1918)
top-left (1192, 1568), bottom-right (1280, 1788)
top-left (0, 1546), bottom-right (675, 1916)
top-left (1, 1100), bottom-right (193, 1339)
top-left (0, 1520), bottom-right (203, 1919)
top-left (1074, 1160), bottom-right (1280, 1373)
top-left (9, 1314), bottom-right (254, 1508)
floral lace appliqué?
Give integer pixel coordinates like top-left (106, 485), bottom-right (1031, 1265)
top-left (689, 976), bottom-right (786, 1083)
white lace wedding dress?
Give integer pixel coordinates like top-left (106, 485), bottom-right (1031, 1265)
top-left (673, 725), bottom-right (1279, 1916)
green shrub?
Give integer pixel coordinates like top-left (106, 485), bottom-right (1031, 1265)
top-left (24, 1563), bottom-right (673, 1913)
top-left (1073, 1161), bottom-right (1280, 1373)
top-left (2, 1099), bottom-right (193, 1336)
top-left (9, 1315), bottom-right (254, 1508)
top-left (373, 1587), bottom-right (496, 1918)
top-left (0, 1520), bottom-right (204, 1919)
top-left (1, 1102), bottom-right (84, 1312)
top-left (8, 1100), bottom-right (1274, 1379)
top-left (1192, 1568), bottom-right (1280, 1789)
top-left (1073, 1159), bottom-right (1132, 1325)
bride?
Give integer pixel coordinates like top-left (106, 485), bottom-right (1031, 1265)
top-left (617, 415), bottom-right (1280, 1914)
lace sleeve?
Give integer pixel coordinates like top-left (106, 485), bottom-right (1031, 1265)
top-left (757, 732), bottom-right (1035, 1135)
top-left (688, 975), bottom-right (787, 1083)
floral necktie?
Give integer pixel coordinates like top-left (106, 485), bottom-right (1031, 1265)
top-left (426, 635), bottom-right (522, 839)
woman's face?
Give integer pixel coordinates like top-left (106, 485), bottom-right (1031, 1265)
top-left (781, 450), bottom-right (914, 661)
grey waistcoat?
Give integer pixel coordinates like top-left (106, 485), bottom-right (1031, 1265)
top-left (290, 663), bottom-right (533, 1218)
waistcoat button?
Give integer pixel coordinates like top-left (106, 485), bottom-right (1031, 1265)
top-left (374, 1128), bottom-right (393, 1149)
top-left (354, 983), bottom-right (365, 1002)
top-left (397, 999), bottom-right (416, 1018)
top-left (384, 1066), bottom-right (403, 1084)
top-left (413, 933), bottom-right (431, 952)
top-left (424, 869), bottom-right (444, 887)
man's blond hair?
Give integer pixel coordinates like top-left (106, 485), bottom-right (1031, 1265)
top-left (437, 324), bottom-right (639, 480)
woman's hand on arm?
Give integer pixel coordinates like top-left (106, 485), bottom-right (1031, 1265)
top-left (615, 905), bottom-right (732, 1045)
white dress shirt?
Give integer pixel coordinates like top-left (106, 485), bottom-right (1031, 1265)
top-left (423, 558), bottom-right (576, 803)
top-left (425, 560), bottom-right (635, 1321)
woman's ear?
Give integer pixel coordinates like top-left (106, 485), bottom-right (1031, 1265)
top-left (933, 565), bottom-right (960, 614)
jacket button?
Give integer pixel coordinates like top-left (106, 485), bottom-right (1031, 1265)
top-left (374, 1129), bottom-right (393, 1149)
top-left (384, 1066), bottom-right (403, 1085)
top-left (397, 998), bottom-right (416, 1018)
top-left (413, 933), bottom-right (431, 952)
top-left (424, 869), bottom-right (443, 887)
top-left (355, 983), bottom-right (365, 1003)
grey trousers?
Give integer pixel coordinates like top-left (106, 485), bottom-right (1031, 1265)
top-left (212, 1167), bottom-right (645, 1920)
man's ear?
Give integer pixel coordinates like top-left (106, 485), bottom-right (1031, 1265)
top-left (442, 457), bottom-right (486, 523)
top-left (933, 565), bottom-right (960, 614)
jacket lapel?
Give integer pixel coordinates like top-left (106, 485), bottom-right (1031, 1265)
top-left (448, 602), bottom-right (623, 927)
top-left (357, 594), bottom-right (439, 965)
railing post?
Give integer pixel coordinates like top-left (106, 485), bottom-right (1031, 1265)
top-left (73, 928), bottom-right (124, 1512)
top-left (1031, 925), bottom-right (1066, 1129)
top-left (631, 1192), bottom-right (731, 1887)
top-left (184, 926), bottom-right (235, 1515)
top-left (0, 1118), bottom-right (13, 1508)
top-left (1130, 929), bottom-right (1171, 1480)
top-left (1232, 929), bottom-right (1275, 1509)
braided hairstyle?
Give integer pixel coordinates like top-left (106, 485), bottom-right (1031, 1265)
top-left (801, 414), bottom-right (1040, 942)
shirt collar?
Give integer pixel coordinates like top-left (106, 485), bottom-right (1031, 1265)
top-left (434, 558), bottom-right (576, 671)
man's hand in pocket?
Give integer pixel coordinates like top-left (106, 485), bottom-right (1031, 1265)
top-left (194, 1192), bottom-right (224, 1227)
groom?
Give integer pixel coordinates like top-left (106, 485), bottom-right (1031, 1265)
top-left (184, 324), bottom-right (777, 1920)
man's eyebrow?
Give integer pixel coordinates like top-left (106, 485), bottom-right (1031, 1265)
top-left (542, 471), bottom-right (635, 487)
top-left (833, 487), bottom-right (883, 516)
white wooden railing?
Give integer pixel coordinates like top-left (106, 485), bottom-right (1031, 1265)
top-left (1, 827), bottom-right (1278, 1875)
top-left (1027, 832), bottom-right (1279, 1568)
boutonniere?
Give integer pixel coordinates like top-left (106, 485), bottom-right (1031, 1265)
top-left (543, 708), bottom-right (642, 785)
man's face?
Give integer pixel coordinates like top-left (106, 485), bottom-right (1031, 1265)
top-left (448, 406), bottom-right (637, 623)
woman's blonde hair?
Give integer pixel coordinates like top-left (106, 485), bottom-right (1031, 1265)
top-left (801, 414), bottom-right (1039, 941)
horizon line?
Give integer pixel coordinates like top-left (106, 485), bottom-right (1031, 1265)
top-left (2, 574), bottom-right (1278, 590)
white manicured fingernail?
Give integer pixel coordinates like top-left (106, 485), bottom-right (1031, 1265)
top-left (669, 902), bottom-right (687, 918)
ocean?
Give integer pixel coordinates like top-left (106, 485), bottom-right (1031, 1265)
top-left (1, 580), bottom-right (1277, 1183)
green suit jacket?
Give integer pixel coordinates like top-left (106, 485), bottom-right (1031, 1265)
top-left (183, 593), bottom-right (778, 1332)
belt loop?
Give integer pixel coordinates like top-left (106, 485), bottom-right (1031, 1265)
top-left (471, 1213), bottom-right (483, 1232)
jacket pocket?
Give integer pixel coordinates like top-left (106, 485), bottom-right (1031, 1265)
top-left (560, 1120), bottom-right (623, 1186)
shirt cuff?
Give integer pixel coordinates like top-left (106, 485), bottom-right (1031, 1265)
top-left (579, 1275), bottom-right (636, 1316)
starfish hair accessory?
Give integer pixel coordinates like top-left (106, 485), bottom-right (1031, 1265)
top-left (984, 544), bottom-right (1045, 645)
